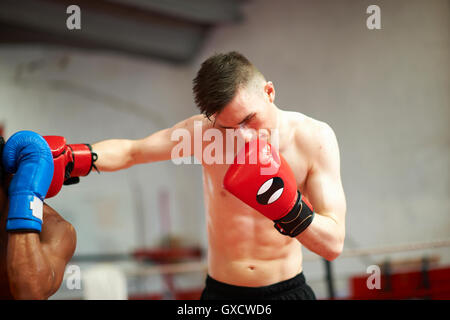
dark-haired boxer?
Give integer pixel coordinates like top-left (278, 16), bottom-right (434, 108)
top-left (87, 51), bottom-right (346, 299)
top-left (0, 132), bottom-right (76, 299)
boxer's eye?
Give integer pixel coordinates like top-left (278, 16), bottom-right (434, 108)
top-left (256, 177), bottom-right (284, 205)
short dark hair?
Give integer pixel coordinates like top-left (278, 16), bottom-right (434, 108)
top-left (193, 51), bottom-right (264, 119)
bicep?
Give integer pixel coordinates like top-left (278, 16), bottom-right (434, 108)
top-left (303, 124), bottom-right (346, 224)
top-left (133, 128), bottom-right (176, 163)
top-left (40, 207), bottom-right (77, 295)
top-left (133, 115), bottom-right (202, 164)
top-left (305, 169), bottom-right (346, 225)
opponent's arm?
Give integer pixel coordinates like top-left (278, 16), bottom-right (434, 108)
top-left (92, 114), bottom-right (202, 171)
top-left (295, 123), bottom-right (346, 261)
top-left (2, 131), bottom-right (76, 299)
top-left (7, 205), bottom-right (76, 300)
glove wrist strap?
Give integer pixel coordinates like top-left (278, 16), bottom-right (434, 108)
top-left (273, 191), bottom-right (315, 237)
top-left (7, 193), bottom-right (43, 232)
top-left (85, 143), bottom-right (99, 174)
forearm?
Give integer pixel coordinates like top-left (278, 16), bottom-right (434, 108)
top-left (296, 212), bottom-right (345, 261)
top-left (7, 233), bottom-right (54, 299)
top-left (91, 139), bottom-right (135, 172)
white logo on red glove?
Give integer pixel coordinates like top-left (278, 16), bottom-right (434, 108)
top-left (256, 177), bottom-right (284, 205)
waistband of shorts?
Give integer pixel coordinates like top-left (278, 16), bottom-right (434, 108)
top-left (204, 272), bottom-right (307, 298)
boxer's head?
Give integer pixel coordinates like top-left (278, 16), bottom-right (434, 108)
top-left (193, 51), bottom-right (278, 141)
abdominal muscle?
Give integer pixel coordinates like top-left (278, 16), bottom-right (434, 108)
top-left (203, 167), bottom-right (304, 287)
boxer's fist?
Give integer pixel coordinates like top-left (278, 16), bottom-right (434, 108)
top-left (223, 139), bottom-right (315, 237)
top-left (2, 131), bottom-right (54, 232)
top-left (44, 136), bottom-right (98, 198)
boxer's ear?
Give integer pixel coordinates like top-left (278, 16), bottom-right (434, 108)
top-left (264, 81), bottom-right (275, 103)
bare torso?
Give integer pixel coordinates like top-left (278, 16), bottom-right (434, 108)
top-left (200, 110), bottom-right (316, 286)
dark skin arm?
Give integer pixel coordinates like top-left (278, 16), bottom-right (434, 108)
top-left (6, 204), bottom-right (76, 300)
top-left (1, 176), bottom-right (77, 300)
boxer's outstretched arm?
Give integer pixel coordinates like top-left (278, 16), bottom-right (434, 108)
top-left (7, 205), bottom-right (76, 299)
top-left (296, 123), bottom-right (346, 261)
top-left (92, 114), bottom-right (203, 171)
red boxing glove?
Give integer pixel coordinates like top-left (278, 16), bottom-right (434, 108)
top-left (223, 139), bottom-right (314, 237)
top-left (44, 136), bottom-right (98, 198)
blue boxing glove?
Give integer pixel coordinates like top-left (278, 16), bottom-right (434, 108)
top-left (2, 131), bottom-right (54, 232)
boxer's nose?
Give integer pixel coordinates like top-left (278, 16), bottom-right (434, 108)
top-left (236, 125), bottom-right (256, 143)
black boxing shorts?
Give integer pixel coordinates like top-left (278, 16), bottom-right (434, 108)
top-left (200, 272), bottom-right (316, 300)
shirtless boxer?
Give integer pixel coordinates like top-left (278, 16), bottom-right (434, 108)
top-left (0, 132), bottom-right (77, 299)
top-left (89, 51), bottom-right (346, 300)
